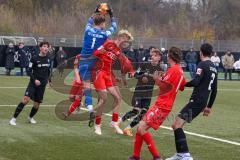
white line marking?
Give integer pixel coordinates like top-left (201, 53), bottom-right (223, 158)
top-left (1, 104), bottom-right (240, 146)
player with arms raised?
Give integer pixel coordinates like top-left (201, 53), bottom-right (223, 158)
top-left (129, 47), bottom-right (186, 160)
top-left (93, 30), bottom-right (134, 135)
top-left (79, 3), bottom-right (117, 125)
top-left (166, 43), bottom-right (218, 160)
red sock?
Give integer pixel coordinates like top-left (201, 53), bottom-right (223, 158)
top-left (142, 132), bottom-right (160, 158)
top-left (112, 113), bottom-right (119, 122)
top-left (95, 115), bottom-right (102, 125)
top-left (68, 99), bottom-right (81, 113)
top-left (133, 133), bottom-right (143, 158)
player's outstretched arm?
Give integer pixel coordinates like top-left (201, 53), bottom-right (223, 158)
top-left (185, 64), bottom-right (204, 87)
top-left (105, 5), bottom-right (117, 37)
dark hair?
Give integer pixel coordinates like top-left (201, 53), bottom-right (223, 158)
top-left (19, 42), bottom-right (24, 45)
top-left (93, 13), bottom-right (106, 26)
top-left (200, 43), bottom-right (213, 57)
top-left (39, 41), bottom-right (50, 47)
top-left (168, 47), bottom-right (182, 63)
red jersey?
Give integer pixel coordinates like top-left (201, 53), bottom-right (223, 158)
top-left (93, 40), bottom-right (121, 73)
top-left (155, 64), bottom-right (186, 110)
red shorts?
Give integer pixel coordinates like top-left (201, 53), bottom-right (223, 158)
top-left (93, 71), bottom-right (116, 91)
top-left (143, 105), bottom-right (171, 130)
top-left (69, 80), bottom-right (83, 99)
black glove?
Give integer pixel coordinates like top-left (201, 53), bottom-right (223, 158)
top-left (95, 4), bottom-right (101, 13)
top-left (107, 4), bottom-right (113, 18)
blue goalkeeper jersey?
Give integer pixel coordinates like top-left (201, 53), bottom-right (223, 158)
top-left (80, 17), bottom-right (117, 58)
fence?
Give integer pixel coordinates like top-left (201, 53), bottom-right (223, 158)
top-left (1, 35), bottom-right (240, 51)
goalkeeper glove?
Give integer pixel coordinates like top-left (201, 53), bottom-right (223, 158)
top-left (107, 4), bottom-right (113, 18)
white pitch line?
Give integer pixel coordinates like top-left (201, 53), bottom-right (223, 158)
top-left (80, 108), bottom-right (240, 146)
top-left (0, 104), bottom-right (240, 146)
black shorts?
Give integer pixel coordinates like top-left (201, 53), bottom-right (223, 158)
top-left (178, 100), bottom-right (206, 123)
top-left (24, 81), bottom-right (47, 103)
top-left (132, 96), bottom-right (151, 110)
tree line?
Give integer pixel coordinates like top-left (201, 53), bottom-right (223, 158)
top-left (0, 0), bottom-right (240, 41)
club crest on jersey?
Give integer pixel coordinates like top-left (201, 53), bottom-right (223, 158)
top-left (196, 68), bottom-right (202, 75)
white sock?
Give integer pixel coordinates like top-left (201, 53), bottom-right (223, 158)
top-left (87, 105), bottom-right (93, 112)
top-left (178, 153), bottom-right (190, 157)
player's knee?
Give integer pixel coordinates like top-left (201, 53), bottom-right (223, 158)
top-left (34, 102), bottom-right (40, 109)
top-left (114, 96), bottom-right (121, 104)
top-left (172, 120), bottom-right (183, 130)
top-left (132, 108), bottom-right (139, 115)
top-left (137, 121), bottom-right (145, 135)
top-left (75, 95), bottom-right (82, 101)
top-left (22, 96), bottom-right (30, 104)
top-left (69, 96), bottom-right (75, 102)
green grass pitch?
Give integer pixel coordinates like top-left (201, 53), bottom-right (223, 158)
top-left (0, 76), bottom-right (239, 160)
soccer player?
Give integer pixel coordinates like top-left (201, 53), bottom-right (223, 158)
top-left (79, 5), bottom-right (117, 123)
top-left (129, 47), bottom-right (186, 160)
top-left (9, 42), bottom-right (52, 126)
top-left (120, 49), bottom-right (163, 137)
top-left (166, 43), bottom-right (218, 160)
top-left (93, 30), bottom-right (134, 135)
top-left (63, 55), bottom-right (83, 118)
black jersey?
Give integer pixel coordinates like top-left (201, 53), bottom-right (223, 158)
top-left (185, 60), bottom-right (218, 108)
top-left (134, 62), bottom-right (163, 98)
top-left (28, 54), bottom-right (51, 85)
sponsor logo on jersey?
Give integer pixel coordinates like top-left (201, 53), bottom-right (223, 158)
top-left (196, 68), bottom-right (202, 75)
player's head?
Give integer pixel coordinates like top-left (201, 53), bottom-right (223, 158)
top-left (39, 41), bottom-right (50, 55)
top-left (93, 13), bottom-right (106, 29)
top-left (150, 48), bottom-right (162, 64)
top-left (19, 42), bottom-right (24, 49)
top-left (168, 47), bottom-right (182, 64)
top-left (200, 43), bottom-right (213, 58)
top-left (116, 29), bottom-right (134, 49)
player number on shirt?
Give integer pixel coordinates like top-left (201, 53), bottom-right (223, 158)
top-left (208, 73), bottom-right (216, 91)
top-left (91, 37), bottom-right (96, 49)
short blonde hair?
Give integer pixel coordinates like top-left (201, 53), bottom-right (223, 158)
top-left (118, 30), bottom-right (134, 42)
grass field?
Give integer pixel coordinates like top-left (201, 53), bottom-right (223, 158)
top-left (0, 75), bottom-right (239, 160)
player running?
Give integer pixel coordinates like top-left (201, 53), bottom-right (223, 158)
top-left (62, 55), bottom-right (84, 118)
top-left (79, 4), bottom-right (117, 124)
top-left (92, 30), bottom-right (134, 135)
top-left (128, 47), bottom-right (186, 160)
top-left (9, 42), bottom-right (52, 126)
top-left (166, 43), bottom-right (218, 160)
top-left (119, 49), bottom-right (163, 137)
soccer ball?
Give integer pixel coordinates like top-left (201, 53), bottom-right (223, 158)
top-left (98, 3), bottom-right (109, 15)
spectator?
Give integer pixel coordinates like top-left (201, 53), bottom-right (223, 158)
top-left (47, 44), bottom-right (56, 75)
top-left (222, 51), bottom-right (235, 80)
top-left (160, 47), bottom-right (168, 71)
top-left (124, 46), bottom-right (137, 68)
top-left (233, 58), bottom-right (240, 70)
top-left (56, 47), bottom-right (67, 77)
top-left (18, 42), bottom-right (29, 76)
top-left (135, 44), bottom-right (146, 67)
top-left (5, 43), bottom-right (15, 76)
top-left (211, 52), bottom-right (221, 71)
top-left (145, 46), bottom-right (156, 62)
top-left (185, 48), bottom-right (198, 79)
